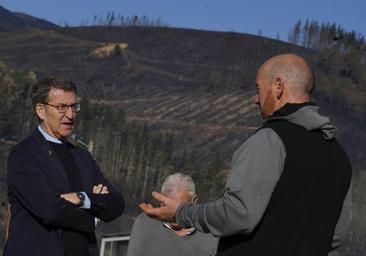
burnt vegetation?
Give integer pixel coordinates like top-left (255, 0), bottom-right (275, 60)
top-left (0, 8), bottom-right (365, 254)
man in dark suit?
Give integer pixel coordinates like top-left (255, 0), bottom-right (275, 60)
top-left (6, 77), bottom-right (125, 256)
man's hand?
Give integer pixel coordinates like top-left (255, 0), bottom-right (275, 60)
top-left (139, 191), bottom-right (181, 223)
top-left (93, 184), bottom-right (109, 194)
top-left (60, 193), bottom-right (81, 205)
top-left (60, 184), bottom-right (108, 206)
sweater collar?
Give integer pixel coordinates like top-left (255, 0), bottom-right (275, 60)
top-left (265, 102), bottom-right (337, 140)
top-left (270, 102), bottom-right (317, 118)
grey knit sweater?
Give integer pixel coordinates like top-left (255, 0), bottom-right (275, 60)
top-left (176, 104), bottom-right (352, 250)
top-left (127, 213), bottom-right (218, 256)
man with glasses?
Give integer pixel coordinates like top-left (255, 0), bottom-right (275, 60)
top-left (6, 77), bottom-right (125, 256)
top-left (127, 173), bottom-right (218, 256)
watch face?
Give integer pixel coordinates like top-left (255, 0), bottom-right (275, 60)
top-left (78, 192), bottom-right (85, 203)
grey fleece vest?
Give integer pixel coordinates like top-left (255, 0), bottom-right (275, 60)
top-left (217, 119), bottom-right (352, 256)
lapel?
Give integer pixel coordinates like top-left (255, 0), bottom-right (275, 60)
top-left (32, 130), bottom-right (71, 189)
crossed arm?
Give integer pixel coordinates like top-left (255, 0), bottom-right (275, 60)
top-left (7, 145), bottom-right (124, 233)
top-left (60, 184), bottom-right (109, 205)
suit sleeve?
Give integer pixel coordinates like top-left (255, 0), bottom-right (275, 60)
top-left (83, 151), bottom-right (125, 222)
top-left (7, 145), bottom-right (95, 233)
top-left (176, 129), bottom-right (286, 237)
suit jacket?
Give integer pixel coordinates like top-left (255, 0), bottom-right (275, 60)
top-left (5, 130), bottom-right (125, 256)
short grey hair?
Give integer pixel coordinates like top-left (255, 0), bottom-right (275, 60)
top-left (161, 173), bottom-right (196, 197)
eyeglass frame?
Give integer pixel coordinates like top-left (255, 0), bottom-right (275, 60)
top-left (42, 102), bottom-right (81, 113)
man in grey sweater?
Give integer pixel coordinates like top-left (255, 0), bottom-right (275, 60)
top-left (127, 173), bottom-right (218, 256)
top-left (140, 54), bottom-right (352, 256)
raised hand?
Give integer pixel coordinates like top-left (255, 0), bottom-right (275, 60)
top-left (139, 191), bottom-right (181, 223)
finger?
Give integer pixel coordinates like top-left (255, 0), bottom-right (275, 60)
top-left (152, 191), bottom-right (171, 205)
top-left (97, 184), bottom-right (103, 193)
top-left (139, 203), bottom-right (149, 212)
top-left (93, 186), bottom-right (98, 193)
top-left (93, 184), bottom-right (102, 193)
top-left (140, 203), bottom-right (154, 209)
top-left (139, 203), bottom-right (160, 218)
top-left (93, 185), bottom-right (102, 193)
top-left (101, 186), bottom-right (109, 194)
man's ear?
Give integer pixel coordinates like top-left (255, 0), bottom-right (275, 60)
top-left (192, 195), bottom-right (198, 204)
top-left (35, 103), bottom-right (45, 121)
top-left (274, 77), bottom-right (284, 99)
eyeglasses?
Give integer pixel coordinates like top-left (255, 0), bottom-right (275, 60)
top-left (43, 103), bottom-right (81, 113)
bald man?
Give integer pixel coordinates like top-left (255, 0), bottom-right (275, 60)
top-left (140, 54), bottom-right (352, 256)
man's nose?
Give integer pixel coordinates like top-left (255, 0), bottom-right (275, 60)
top-left (65, 106), bottom-right (75, 118)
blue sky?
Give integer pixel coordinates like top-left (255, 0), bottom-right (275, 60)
top-left (1, 0), bottom-right (365, 41)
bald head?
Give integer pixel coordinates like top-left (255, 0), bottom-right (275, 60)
top-left (254, 54), bottom-right (314, 118)
top-left (259, 54), bottom-right (314, 97)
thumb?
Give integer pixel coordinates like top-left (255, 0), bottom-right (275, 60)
top-left (152, 191), bottom-right (170, 205)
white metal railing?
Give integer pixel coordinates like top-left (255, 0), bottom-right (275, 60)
top-left (100, 235), bottom-right (130, 256)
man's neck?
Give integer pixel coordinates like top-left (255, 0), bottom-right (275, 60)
top-left (37, 125), bottom-right (63, 144)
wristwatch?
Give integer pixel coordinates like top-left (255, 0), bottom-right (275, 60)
top-left (77, 192), bottom-right (85, 207)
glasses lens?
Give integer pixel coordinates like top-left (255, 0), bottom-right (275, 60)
top-left (72, 104), bottom-right (80, 112)
top-left (45, 103), bottom-right (80, 113)
top-left (58, 105), bottom-right (68, 113)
